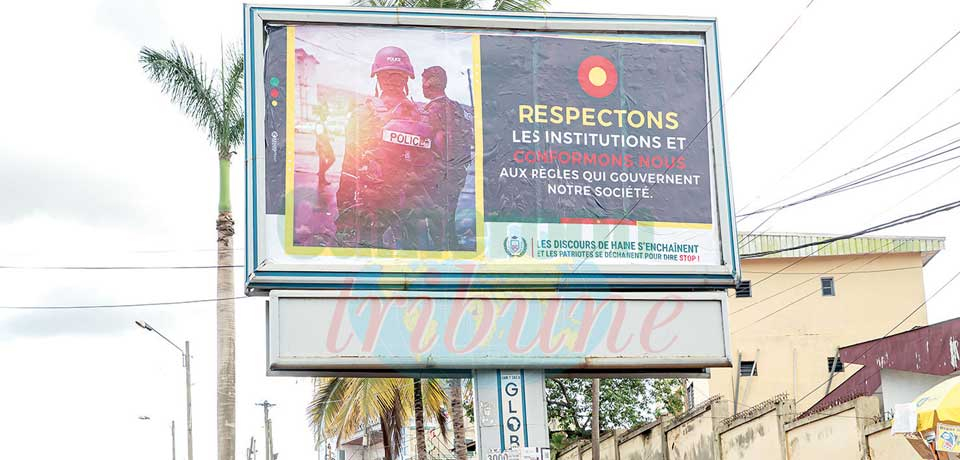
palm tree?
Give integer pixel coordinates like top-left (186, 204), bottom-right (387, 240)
top-left (448, 379), bottom-right (467, 460)
top-left (310, 377), bottom-right (449, 460)
top-left (347, 0), bottom-right (553, 455)
top-left (140, 43), bottom-right (243, 460)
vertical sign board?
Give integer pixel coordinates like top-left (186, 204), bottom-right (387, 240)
top-left (474, 369), bottom-right (550, 460)
top-left (499, 371), bottom-right (527, 449)
top-left (243, 6), bottom-right (738, 293)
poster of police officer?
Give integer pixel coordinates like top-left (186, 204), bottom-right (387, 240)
top-left (261, 22), bottom-right (730, 268)
top-left (263, 25), bottom-right (478, 254)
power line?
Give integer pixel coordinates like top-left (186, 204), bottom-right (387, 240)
top-left (742, 24), bottom-right (960, 211)
top-left (737, 128), bottom-right (960, 251)
top-left (861, 85), bottom-right (960, 163)
top-left (869, 162), bottom-right (960, 224)
top-left (728, 0), bottom-right (816, 99)
top-left (0, 296), bottom-right (249, 310)
top-left (794, 266), bottom-right (960, 405)
top-left (739, 121), bottom-right (960, 218)
top-left (730, 241), bottom-right (832, 294)
top-left (564, 2), bottom-right (815, 280)
top-left (0, 264), bottom-right (243, 270)
top-left (740, 144), bottom-right (960, 218)
top-left (740, 199), bottom-right (960, 259)
top-left (743, 265), bottom-right (920, 275)
top-left (730, 240), bottom-right (902, 316)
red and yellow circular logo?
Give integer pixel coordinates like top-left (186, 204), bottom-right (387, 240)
top-left (577, 55), bottom-right (618, 98)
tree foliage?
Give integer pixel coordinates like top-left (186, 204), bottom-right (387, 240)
top-left (139, 43), bottom-right (244, 159)
top-left (308, 377), bottom-right (449, 460)
top-left (546, 378), bottom-right (685, 438)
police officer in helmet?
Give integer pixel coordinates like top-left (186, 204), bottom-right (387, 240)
top-left (422, 65), bottom-right (473, 250)
top-left (336, 46), bottom-right (441, 249)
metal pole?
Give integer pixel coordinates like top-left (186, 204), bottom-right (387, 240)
top-left (733, 351), bottom-right (742, 414)
top-left (825, 349), bottom-right (840, 396)
top-left (257, 401), bottom-right (276, 460)
top-left (185, 341), bottom-right (194, 460)
top-left (172, 420), bottom-right (177, 460)
top-left (591, 379), bottom-right (600, 460)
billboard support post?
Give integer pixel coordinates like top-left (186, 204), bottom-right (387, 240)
top-left (474, 369), bottom-right (550, 460)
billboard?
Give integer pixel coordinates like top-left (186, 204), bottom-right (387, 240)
top-left (244, 6), bottom-right (738, 292)
top-left (267, 290), bottom-right (730, 374)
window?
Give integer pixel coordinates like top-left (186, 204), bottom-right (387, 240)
top-left (686, 382), bottom-right (695, 409)
top-left (827, 357), bottom-right (845, 373)
top-left (821, 277), bottom-right (836, 296)
top-left (739, 361), bottom-right (758, 376)
top-left (735, 280), bottom-right (752, 298)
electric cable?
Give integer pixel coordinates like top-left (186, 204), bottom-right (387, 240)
top-left (740, 199), bottom-right (960, 259)
top-left (730, 240), bottom-right (902, 318)
top-left (738, 24), bottom-right (960, 212)
top-left (739, 123), bottom-right (960, 218)
top-left (740, 139), bottom-right (960, 218)
top-left (793, 266), bottom-right (960, 406)
top-left (563, 2), bottom-right (817, 280)
top-left (0, 296), bottom-right (249, 310)
top-left (0, 264), bottom-right (243, 270)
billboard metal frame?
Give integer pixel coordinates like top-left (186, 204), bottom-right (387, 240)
top-left (244, 5), bottom-right (739, 294)
top-left (266, 289), bottom-right (731, 377)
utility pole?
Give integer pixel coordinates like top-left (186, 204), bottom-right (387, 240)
top-left (591, 379), bottom-right (600, 460)
top-left (135, 321), bottom-right (194, 460)
top-left (172, 420), bottom-right (177, 460)
top-left (247, 436), bottom-right (258, 460)
top-left (184, 340), bottom-right (194, 460)
top-left (256, 400), bottom-right (277, 460)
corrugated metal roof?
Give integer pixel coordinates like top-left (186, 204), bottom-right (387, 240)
top-left (801, 317), bottom-right (960, 419)
top-left (738, 232), bottom-right (945, 264)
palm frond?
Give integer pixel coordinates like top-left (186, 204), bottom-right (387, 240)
top-left (425, 378), bottom-right (450, 440)
top-left (140, 43), bottom-right (223, 145)
top-left (220, 45), bottom-right (246, 158)
top-left (493, 0), bottom-right (550, 11)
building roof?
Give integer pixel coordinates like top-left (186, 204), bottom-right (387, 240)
top-left (738, 232), bottom-right (944, 264)
top-left (800, 316), bottom-right (960, 418)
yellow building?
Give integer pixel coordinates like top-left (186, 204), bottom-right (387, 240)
top-left (699, 232), bottom-right (945, 413)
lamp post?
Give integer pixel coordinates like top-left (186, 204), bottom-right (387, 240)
top-left (136, 321), bottom-right (194, 460)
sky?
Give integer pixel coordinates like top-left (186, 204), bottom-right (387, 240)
top-left (1, 1), bottom-right (959, 459)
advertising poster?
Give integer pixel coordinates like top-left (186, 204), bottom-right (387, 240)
top-left (938, 423), bottom-right (960, 453)
top-left (247, 10), bottom-right (736, 287)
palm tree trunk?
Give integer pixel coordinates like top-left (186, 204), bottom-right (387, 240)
top-left (217, 157), bottom-right (236, 460)
top-left (449, 379), bottom-right (467, 460)
top-left (381, 415), bottom-right (393, 460)
top-left (413, 378), bottom-right (427, 460)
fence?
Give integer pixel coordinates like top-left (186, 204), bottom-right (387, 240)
top-left (555, 395), bottom-right (923, 460)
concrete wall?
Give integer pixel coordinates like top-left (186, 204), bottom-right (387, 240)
top-left (619, 422), bottom-right (665, 460)
top-left (718, 410), bottom-right (782, 460)
top-left (599, 431), bottom-right (618, 460)
top-left (556, 396), bottom-right (886, 460)
top-left (558, 441), bottom-right (582, 460)
top-left (879, 369), bottom-right (952, 415)
top-left (864, 421), bottom-right (921, 460)
top-left (713, 252), bottom-right (929, 413)
top-left (784, 397), bottom-right (880, 460)
top-left (664, 402), bottom-right (727, 460)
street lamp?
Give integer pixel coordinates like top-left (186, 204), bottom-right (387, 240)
top-left (136, 321), bottom-right (194, 460)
